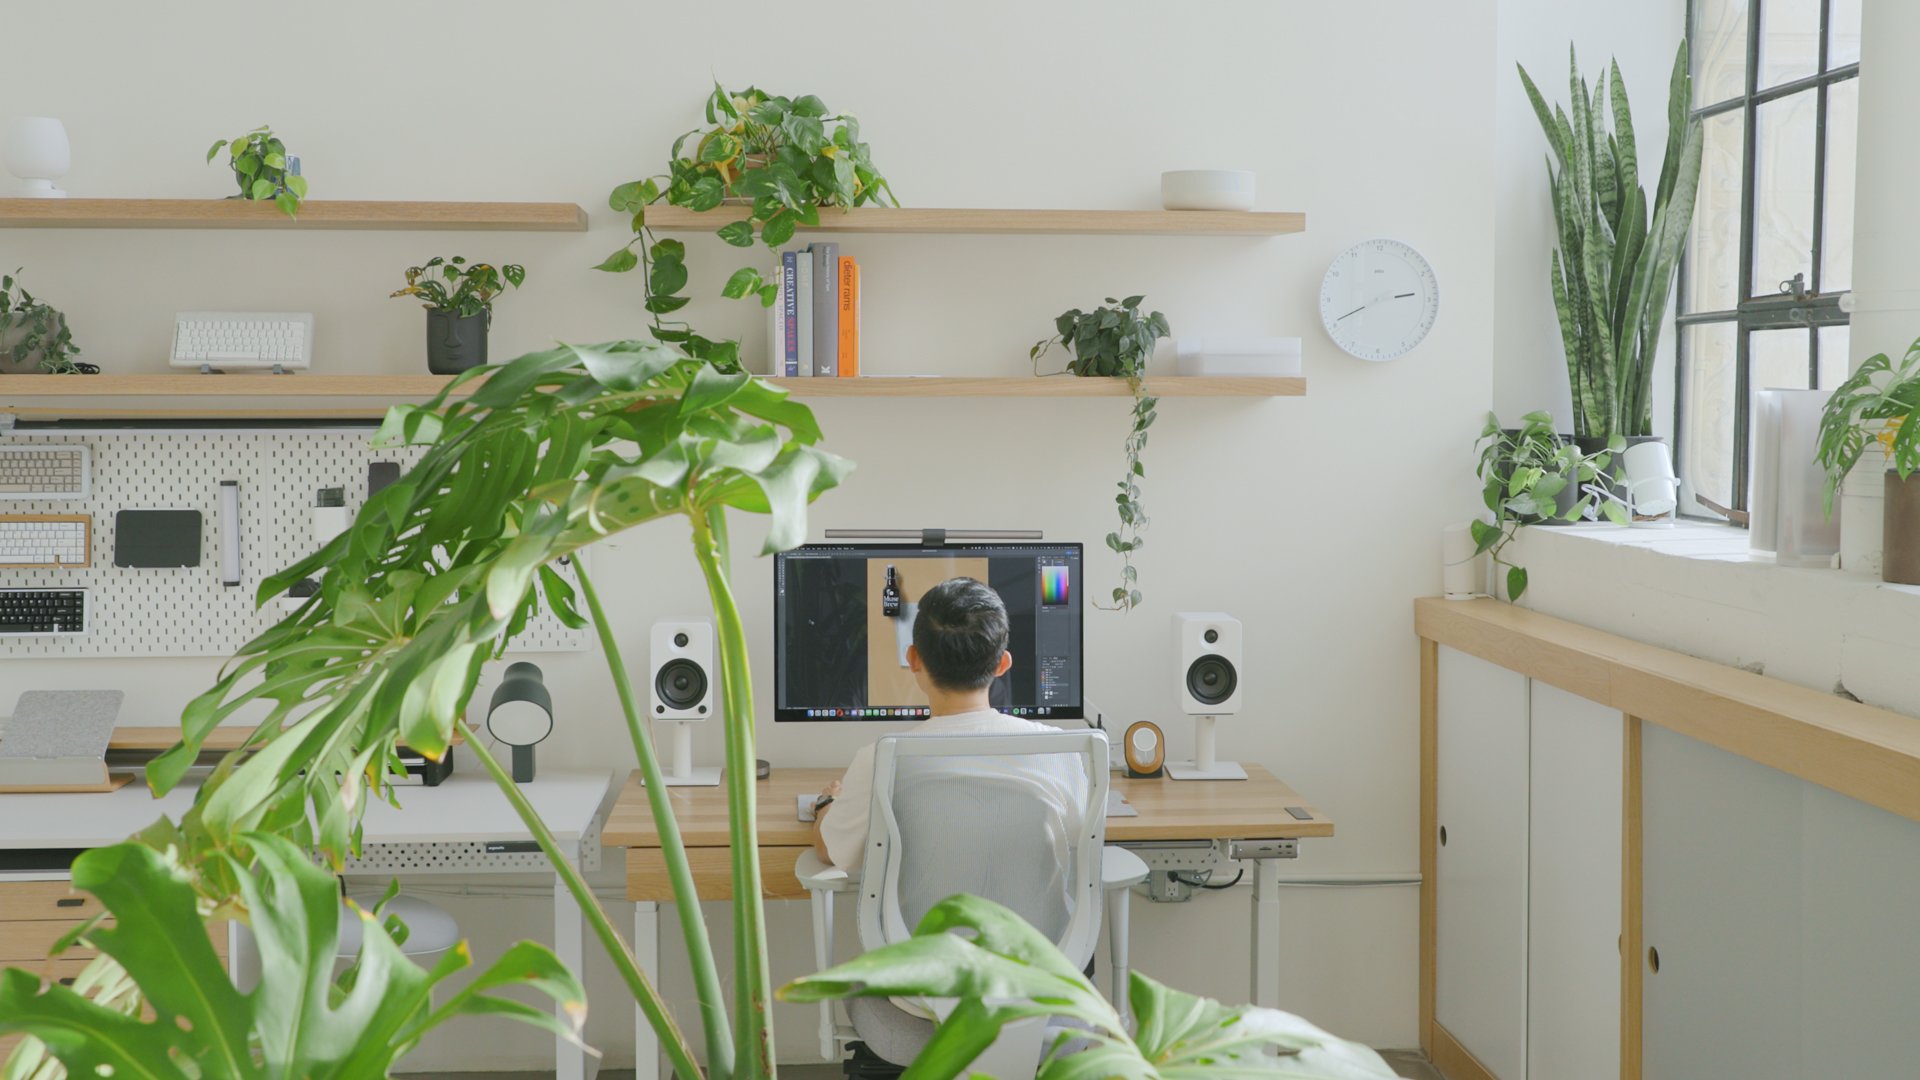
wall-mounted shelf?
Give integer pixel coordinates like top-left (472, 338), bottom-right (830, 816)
top-left (0, 198), bottom-right (589, 232)
top-left (644, 205), bottom-right (1306, 237)
top-left (0, 372), bottom-right (1302, 419)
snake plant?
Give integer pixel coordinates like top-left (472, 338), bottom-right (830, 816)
top-left (1519, 43), bottom-right (1703, 441)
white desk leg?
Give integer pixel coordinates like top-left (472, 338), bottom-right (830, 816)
top-left (1248, 858), bottom-right (1281, 1009)
top-left (635, 900), bottom-right (662, 1080)
top-left (1105, 885), bottom-right (1132, 1030)
top-left (555, 855), bottom-right (598, 1080)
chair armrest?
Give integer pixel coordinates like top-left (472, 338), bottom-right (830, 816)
top-left (794, 850), bottom-right (856, 892)
top-left (1102, 846), bottom-right (1150, 890)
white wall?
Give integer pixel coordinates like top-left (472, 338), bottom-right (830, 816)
top-left (0, 0), bottom-right (1499, 1067)
top-left (1494, 0), bottom-right (1685, 433)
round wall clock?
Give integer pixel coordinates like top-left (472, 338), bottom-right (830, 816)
top-left (1318, 238), bottom-right (1440, 361)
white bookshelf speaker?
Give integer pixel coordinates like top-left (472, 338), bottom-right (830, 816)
top-left (649, 618), bottom-right (720, 786)
top-left (1168, 612), bottom-right (1247, 781)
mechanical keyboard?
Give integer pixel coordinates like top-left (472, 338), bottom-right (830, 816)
top-left (0, 515), bottom-right (91, 568)
top-left (0, 588), bottom-right (87, 635)
top-left (170, 311), bottom-right (314, 371)
top-left (0, 445), bottom-right (90, 500)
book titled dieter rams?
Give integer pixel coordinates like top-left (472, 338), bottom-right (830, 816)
top-left (768, 242), bottom-right (861, 377)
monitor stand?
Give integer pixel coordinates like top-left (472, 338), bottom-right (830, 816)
top-left (657, 721), bottom-right (720, 787)
top-left (1165, 715), bottom-right (1247, 781)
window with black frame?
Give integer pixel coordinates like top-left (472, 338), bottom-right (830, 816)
top-left (1678, 0), bottom-right (1860, 517)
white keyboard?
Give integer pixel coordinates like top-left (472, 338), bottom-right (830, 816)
top-left (0, 515), bottom-right (91, 568)
top-left (0, 445), bottom-right (90, 500)
top-left (170, 311), bottom-right (314, 371)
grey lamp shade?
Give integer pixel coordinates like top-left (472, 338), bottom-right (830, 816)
top-left (488, 662), bottom-right (552, 783)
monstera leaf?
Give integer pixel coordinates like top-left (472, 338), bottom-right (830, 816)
top-left (0, 836), bottom-right (584, 1079)
top-left (780, 894), bottom-right (1395, 1080)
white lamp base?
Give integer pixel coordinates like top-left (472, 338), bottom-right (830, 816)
top-left (1166, 759), bottom-right (1248, 781)
top-left (17, 178), bottom-right (65, 198)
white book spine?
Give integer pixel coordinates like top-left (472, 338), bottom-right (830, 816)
top-left (768, 265), bottom-right (786, 375)
top-left (795, 260), bottom-right (815, 377)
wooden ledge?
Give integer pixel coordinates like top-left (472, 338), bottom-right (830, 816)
top-left (1415, 596), bottom-right (1920, 825)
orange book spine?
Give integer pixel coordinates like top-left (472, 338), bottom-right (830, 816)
top-left (838, 256), bottom-right (860, 377)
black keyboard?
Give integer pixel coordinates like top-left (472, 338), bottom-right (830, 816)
top-left (0, 588), bottom-right (87, 635)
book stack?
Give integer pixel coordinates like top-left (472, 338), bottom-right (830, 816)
top-left (766, 242), bottom-right (861, 377)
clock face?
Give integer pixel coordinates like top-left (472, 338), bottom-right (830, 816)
top-left (1318, 239), bottom-right (1440, 361)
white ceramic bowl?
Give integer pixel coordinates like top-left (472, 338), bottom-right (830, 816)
top-left (1161, 169), bottom-right (1255, 211)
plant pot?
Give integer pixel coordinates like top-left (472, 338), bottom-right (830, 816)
top-left (425, 309), bottom-right (489, 375)
top-left (1883, 470), bottom-right (1920, 586)
top-left (1498, 428), bottom-right (1583, 525)
top-left (0, 316), bottom-right (59, 374)
top-left (1576, 434), bottom-right (1665, 511)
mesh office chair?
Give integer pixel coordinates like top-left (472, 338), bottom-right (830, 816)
top-left (795, 730), bottom-right (1137, 1079)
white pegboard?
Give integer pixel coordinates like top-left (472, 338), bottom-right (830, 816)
top-left (0, 430), bottom-right (586, 657)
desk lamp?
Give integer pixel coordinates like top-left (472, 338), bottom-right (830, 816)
top-left (488, 662), bottom-right (552, 783)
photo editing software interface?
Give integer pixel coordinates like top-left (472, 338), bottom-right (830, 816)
top-left (773, 542), bottom-right (1084, 721)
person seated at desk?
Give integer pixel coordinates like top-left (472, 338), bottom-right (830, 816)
top-left (810, 576), bottom-right (1089, 872)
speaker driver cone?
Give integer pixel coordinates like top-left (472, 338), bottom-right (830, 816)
top-left (656, 658), bottom-right (708, 710)
top-left (1185, 654), bottom-right (1237, 706)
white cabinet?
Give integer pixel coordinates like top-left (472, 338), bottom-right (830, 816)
top-left (1642, 723), bottom-right (1803, 1078)
top-left (1526, 682), bottom-right (1620, 1080)
top-left (1434, 646), bottom-right (1531, 1080)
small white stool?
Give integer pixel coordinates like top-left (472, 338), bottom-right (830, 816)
top-left (337, 893), bottom-right (460, 961)
top-left (1101, 846), bottom-right (1150, 1029)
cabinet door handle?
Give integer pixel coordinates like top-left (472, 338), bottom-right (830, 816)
top-left (1438, 825), bottom-right (1448, 846)
top-left (1648, 945), bottom-right (1661, 974)
top-left (56, 897), bottom-right (84, 908)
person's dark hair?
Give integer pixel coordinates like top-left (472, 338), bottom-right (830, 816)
top-left (911, 577), bottom-right (1009, 691)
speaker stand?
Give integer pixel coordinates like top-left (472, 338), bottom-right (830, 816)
top-left (654, 720), bottom-right (721, 787)
top-left (1166, 715), bottom-right (1247, 781)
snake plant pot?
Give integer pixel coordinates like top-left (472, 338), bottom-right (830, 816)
top-left (425, 309), bottom-right (488, 375)
top-left (1883, 471), bottom-right (1920, 586)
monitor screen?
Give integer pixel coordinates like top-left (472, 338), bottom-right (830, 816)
top-left (773, 542), bottom-right (1084, 722)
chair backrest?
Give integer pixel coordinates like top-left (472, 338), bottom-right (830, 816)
top-left (857, 730), bottom-right (1109, 970)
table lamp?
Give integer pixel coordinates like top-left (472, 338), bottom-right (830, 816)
top-left (487, 662), bottom-right (552, 783)
top-left (5, 118), bottom-right (71, 198)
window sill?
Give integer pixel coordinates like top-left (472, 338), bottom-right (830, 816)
top-left (1506, 520), bottom-right (1920, 715)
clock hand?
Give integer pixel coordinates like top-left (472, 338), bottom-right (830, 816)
top-left (1336, 304), bottom-right (1368, 322)
top-left (1393, 292), bottom-right (1415, 299)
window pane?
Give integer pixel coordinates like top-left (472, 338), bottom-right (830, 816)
top-left (1818, 325), bottom-right (1852, 388)
top-left (1759, 0), bottom-right (1821, 87)
top-left (1692, 0), bottom-right (1750, 105)
top-left (1687, 110), bottom-right (1746, 312)
top-left (1751, 327), bottom-right (1813, 394)
top-left (1821, 77), bottom-right (1859, 292)
top-left (1682, 321), bottom-right (1738, 509)
top-left (1751, 90), bottom-right (1818, 298)
top-left (1829, 0), bottom-right (1862, 68)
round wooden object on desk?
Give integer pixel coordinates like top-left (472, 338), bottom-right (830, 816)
top-left (1124, 721), bottom-right (1166, 778)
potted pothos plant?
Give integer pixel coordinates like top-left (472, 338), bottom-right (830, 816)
top-left (1519, 44), bottom-right (1702, 474)
top-left (1471, 411), bottom-right (1625, 601)
top-left (0, 268), bottom-right (93, 374)
top-left (1032, 296), bottom-right (1170, 611)
top-left (206, 124), bottom-right (308, 218)
top-left (390, 256), bottom-right (526, 374)
top-left (1817, 335), bottom-right (1920, 585)
top-left (597, 83), bottom-right (895, 370)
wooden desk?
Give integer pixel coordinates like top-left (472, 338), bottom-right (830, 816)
top-left (602, 763), bottom-right (1333, 1080)
top-left (604, 763), bottom-right (1333, 899)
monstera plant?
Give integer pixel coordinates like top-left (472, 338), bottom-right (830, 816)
top-left (0, 838), bottom-right (583, 1078)
top-left (784, 895), bottom-right (1397, 1080)
top-left (1, 340), bottom-right (850, 1080)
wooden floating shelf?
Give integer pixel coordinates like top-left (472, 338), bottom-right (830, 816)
top-left (1, 373), bottom-right (1301, 402)
top-left (767, 376), bottom-right (1303, 397)
top-left (644, 205), bottom-right (1305, 237)
top-left (0, 198), bottom-right (588, 232)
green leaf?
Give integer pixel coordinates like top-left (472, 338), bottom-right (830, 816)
top-left (610, 179), bottom-right (653, 213)
top-left (721, 266), bottom-right (761, 299)
top-left (283, 174), bottom-right (308, 199)
top-left (250, 177), bottom-right (275, 201)
top-left (716, 219), bottom-right (756, 247)
top-left (1508, 566), bottom-right (1529, 601)
top-left (760, 213), bottom-right (798, 247)
top-left (594, 247), bottom-right (639, 274)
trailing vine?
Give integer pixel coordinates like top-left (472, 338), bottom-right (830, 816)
top-left (597, 84), bottom-right (894, 370)
top-left (1032, 296), bottom-right (1169, 611)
